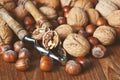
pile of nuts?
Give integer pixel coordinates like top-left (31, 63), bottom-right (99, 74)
top-left (0, 0), bottom-right (120, 75)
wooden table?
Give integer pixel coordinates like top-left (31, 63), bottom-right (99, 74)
top-left (0, 41), bottom-right (120, 80)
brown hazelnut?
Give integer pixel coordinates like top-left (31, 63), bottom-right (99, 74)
top-left (2, 50), bottom-right (17, 63)
top-left (88, 36), bottom-right (99, 46)
top-left (39, 6), bottom-right (57, 20)
top-left (24, 16), bottom-right (35, 26)
top-left (25, 25), bottom-right (35, 33)
top-left (96, 17), bottom-right (107, 26)
top-left (85, 24), bottom-right (96, 35)
top-left (14, 41), bottom-right (24, 52)
top-left (18, 48), bottom-right (30, 59)
top-left (67, 7), bottom-right (88, 32)
top-left (93, 26), bottom-right (116, 45)
top-left (0, 44), bottom-right (11, 55)
top-left (15, 58), bottom-right (30, 71)
top-left (42, 30), bottom-right (59, 50)
top-left (76, 57), bottom-right (91, 69)
top-left (63, 33), bottom-right (90, 57)
top-left (92, 45), bottom-right (106, 58)
top-left (65, 60), bottom-right (81, 75)
top-left (40, 56), bottom-right (53, 72)
top-left (55, 24), bottom-right (73, 40)
top-left (57, 16), bottom-right (67, 25)
top-left (78, 29), bottom-right (88, 38)
top-left (63, 6), bottom-right (71, 13)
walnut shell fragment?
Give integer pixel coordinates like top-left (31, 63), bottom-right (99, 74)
top-left (32, 27), bottom-right (50, 40)
top-left (0, 18), bottom-right (13, 45)
top-left (74, 0), bottom-right (93, 10)
top-left (107, 10), bottom-right (120, 27)
top-left (42, 30), bottom-right (59, 50)
top-left (39, 6), bottom-right (57, 20)
top-left (86, 8), bottom-right (99, 25)
top-left (63, 33), bottom-right (90, 57)
top-left (67, 7), bottom-right (88, 32)
top-left (95, 0), bottom-right (118, 18)
top-left (93, 26), bottom-right (116, 45)
top-left (55, 24), bottom-right (73, 40)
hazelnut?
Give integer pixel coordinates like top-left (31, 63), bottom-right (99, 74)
top-left (67, 7), bottom-right (88, 32)
top-left (0, 44), bottom-right (11, 55)
top-left (40, 56), bottom-right (53, 72)
top-left (76, 57), bottom-right (91, 69)
top-left (93, 26), bottom-right (116, 45)
top-left (88, 36), bottom-right (99, 46)
top-left (14, 41), bottom-right (24, 52)
top-left (85, 24), bottom-right (96, 35)
top-left (74, 0), bottom-right (93, 10)
top-left (96, 17), bottom-right (107, 26)
top-left (65, 60), bottom-right (81, 75)
top-left (42, 30), bottom-right (59, 50)
top-left (63, 6), bottom-right (71, 13)
top-left (24, 16), bottom-right (35, 26)
top-left (55, 24), bottom-right (73, 40)
top-left (15, 58), bottom-right (30, 71)
top-left (78, 29), bottom-right (88, 38)
top-left (39, 6), bottom-right (57, 20)
top-left (92, 45), bottom-right (106, 58)
top-left (18, 48), bottom-right (30, 59)
top-left (57, 16), bottom-right (67, 25)
top-left (63, 33), bottom-right (90, 57)
top-left (2, 50), bottom-right (17, 63)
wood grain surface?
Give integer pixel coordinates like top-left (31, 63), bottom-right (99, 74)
top-left (0, 41), bottom-right (120, 80)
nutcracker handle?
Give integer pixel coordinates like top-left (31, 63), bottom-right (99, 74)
top-left (0, 5), bottom-right (28, 40)
top-left (19, 0), bottom-right (52, 29)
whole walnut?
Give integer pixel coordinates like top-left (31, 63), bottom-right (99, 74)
top-left (95, 0), bottom-right (118, 18)
top-left (107, 10), bottom-right (120, 27)
top-left (0, 18), bottom-right (13, 45)
top-left (63, 33), bottom-right (90, 57)
top-left (36, 0), bottom-right (60, 9)
top-left (13, 5), bottom-right (28, 20)
top-left (86, 8), bottom-right (100, 25)
top-left (93, 26), bottom-right (116, 45)
top-left (0, 0), bottom-right (16, 11)
top-left (39, 6), bottom-right (57, 20)
top-left (74, 0), bottom-right (93, 10)
top-left (110, 0), bottom-right (120, 8)
top-left (67, 7), bottom-right (88, 32)
top-left (60, 0), bottom-right (77, 7)
top-left (55, 24), bottom-right (73, 40)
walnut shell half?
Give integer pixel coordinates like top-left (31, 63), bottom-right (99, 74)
top-left (93, 25), bottom-right (116, 45)
top-left (63, 33), bottom-right (90, 57)
top-left (42, 30), bottom-right (59, 50)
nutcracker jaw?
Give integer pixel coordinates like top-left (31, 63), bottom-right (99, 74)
top-left (24, 36), bottom-right (67, 65)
